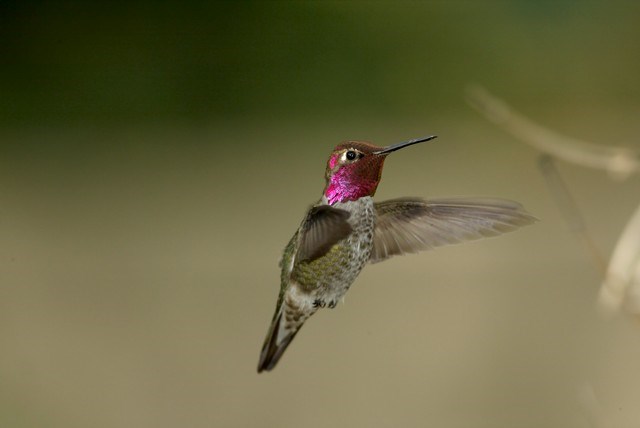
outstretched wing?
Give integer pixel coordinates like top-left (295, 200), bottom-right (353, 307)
top-left (370, 197), bottom-right (536, 263)
top-left (297, 205), bottom-right (352, 262)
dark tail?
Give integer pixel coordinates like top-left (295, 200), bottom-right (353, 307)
top-left (257, 311), bottom-right (301, 373)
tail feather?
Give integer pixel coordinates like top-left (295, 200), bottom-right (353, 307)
top-left (257, 311), bottom-right (301, 373)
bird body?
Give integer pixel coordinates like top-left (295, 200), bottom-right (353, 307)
top-left (259, 196), bottom-right (375, 372)
top-left (258, 136), bottom-right (535, 372)
top-left (288, 196), bottom-right (375, 305)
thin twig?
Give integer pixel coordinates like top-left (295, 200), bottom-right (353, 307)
top-left (466, 85), bottom-right (640, 180)
top-left (538, 155), bottom-right (607, 275)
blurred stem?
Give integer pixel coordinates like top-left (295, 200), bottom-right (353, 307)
top-left (538, 155), bottom-right (607, 275)
top-left (466, 84), bottom-right (640, 180)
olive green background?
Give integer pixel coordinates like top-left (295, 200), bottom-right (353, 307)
top-left (1, 2), bottom-right (640, 427)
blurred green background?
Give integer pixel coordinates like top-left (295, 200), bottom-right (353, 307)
top-left (1, 1), bottom-right (640, 427)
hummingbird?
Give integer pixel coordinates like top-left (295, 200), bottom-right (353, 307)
top-left (257, 135), bottom-right (535, 372)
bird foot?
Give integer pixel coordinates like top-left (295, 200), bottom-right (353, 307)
top-left (313, 299), bottom-right (337, 309)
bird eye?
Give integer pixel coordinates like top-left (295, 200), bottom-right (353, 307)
top-left (346, 150), bottom-right (357, 161)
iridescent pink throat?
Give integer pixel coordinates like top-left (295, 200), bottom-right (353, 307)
top-left (324, 167), bottom-right (378, 205)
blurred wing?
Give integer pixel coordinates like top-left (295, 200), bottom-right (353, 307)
top-left (370, 197), bottom-right (536, 263)
top-left (297, 205), bottom-right (352, 262)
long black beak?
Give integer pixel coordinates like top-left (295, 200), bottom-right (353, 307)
top-left (373, 135), bottom-right (437, 155)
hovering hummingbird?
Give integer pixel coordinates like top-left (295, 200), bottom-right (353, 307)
top-left (258, 135), bottom-right (535, 372)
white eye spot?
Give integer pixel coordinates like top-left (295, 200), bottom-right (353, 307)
top-left (341, 149), bottom-right (358, 163)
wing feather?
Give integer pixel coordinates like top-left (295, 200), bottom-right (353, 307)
top-left (297, 205), bottom-right (352, 262)
top-left (370, 197), bottom-right (536, 263)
